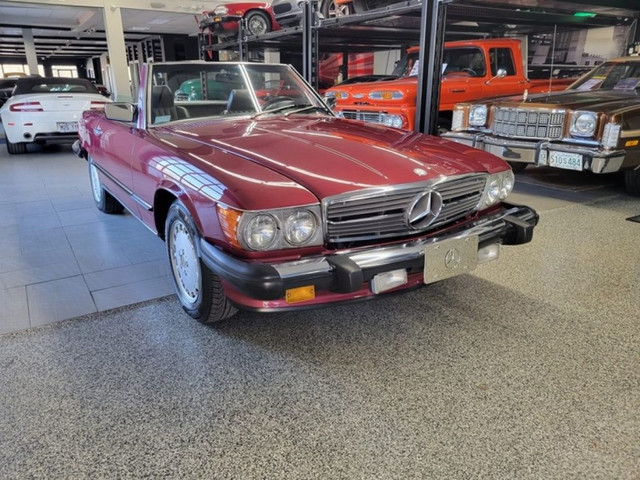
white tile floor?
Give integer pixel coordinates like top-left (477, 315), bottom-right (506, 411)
top-left (0, 143), bottom-right (174, 334)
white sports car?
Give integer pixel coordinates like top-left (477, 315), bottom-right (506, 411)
top-left (0, 77), bottom-right (110, 154)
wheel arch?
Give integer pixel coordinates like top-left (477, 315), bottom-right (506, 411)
top-left (154, 184), bottom-right (205, 241)
top-left (243, 8), bottom-right (273, 28)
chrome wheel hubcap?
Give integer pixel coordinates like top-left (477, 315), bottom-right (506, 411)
top-left (248, 17), bottom-right (268, 35)
top-left (328, 1), bottom-right (349, 17)
top-left (170, 219), bottom-right (201, 305)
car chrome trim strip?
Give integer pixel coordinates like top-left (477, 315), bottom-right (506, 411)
top-left (93, 162), bottom-right (153, 211)
top-left (620, 129), bottom-right (640, 138)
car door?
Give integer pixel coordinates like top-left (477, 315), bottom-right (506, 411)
top-left (89, 114), bottom-right (140, 214)
top-left (481, 47), bottom-right (524, 97)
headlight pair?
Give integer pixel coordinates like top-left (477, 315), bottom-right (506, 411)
top-left (381, 114), bottom-right (404, 128)
top-left (217, 205), bottom-right (323, 251)
top-left (481, 170), bottom-right (515, 208)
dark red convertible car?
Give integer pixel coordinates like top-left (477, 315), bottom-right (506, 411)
top-left (74, 61), bottom-right (538, 324)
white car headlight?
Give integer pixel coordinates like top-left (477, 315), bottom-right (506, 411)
top-left (243, 214), bottom-right (277, 250)
top-left (284, 210), bottom-right (317, 246)
top-left (469, 105), bottom-right (487, 127)
top-left (213, 5), bottom-right (228, 15)
top-left (368, 91), bottom-right (404, 100)
top-left (500, 170), bottom-right (515, 200)
top-left (381, 114), bottom-right (404, 128)
top-left (570, 111), bottom-right (597, 137)
top-left (480, 170), bottom-right (515, 208)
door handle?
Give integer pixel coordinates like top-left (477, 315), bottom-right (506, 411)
top-left (451, 89), bottom-right (466, 93)
top-left (93, 127), bottom-right (103, 136)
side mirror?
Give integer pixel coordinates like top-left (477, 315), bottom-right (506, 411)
top-left (324, 94), bottom-right (337, 110)
top-left (486, 68), bottom-right (508, 85)
top-left (105, 102), bottom-right (137, 122)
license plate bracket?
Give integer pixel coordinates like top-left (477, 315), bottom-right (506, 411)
top-left (424, 236), bottom-right (479, 284)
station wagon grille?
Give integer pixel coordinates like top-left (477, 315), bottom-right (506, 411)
top-left (492, 107), bottom-right (565, 140)
top-left (341, 110), bottom-right (385, 124)
top-left (324, 174), bottom-right (487, 243)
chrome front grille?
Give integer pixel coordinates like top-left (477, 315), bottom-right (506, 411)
top-left (492, 107), bottom-right (565, 140)
top-left (341, 110), bottom-right (385, 124)
top-left (324, 174), bottom-right (487, 243)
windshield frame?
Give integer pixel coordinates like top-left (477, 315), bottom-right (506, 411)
top-left (145, 61), bottom-right (332, 129)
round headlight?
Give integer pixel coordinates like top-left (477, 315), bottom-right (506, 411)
top-left (214, 5), bottom-right (228, 15)
top-left (469, 105), bottom-right (488, 127)
top-left (500, 170), bottom-right (515, 199)
top-left (243, 214), bottom-right (277, 250)
top-left (382, 114), bottom-right (403, 128)
top-left (486, 177), bottom-right (500, 206)
top-left (284, 210), bottom-right (316, 246)
top-left (571, 111), bottom-right (597, 137)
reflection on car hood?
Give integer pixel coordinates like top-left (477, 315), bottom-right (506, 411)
top-left (152, 116), bottom-right (505, 200)
top-left (492, 89), bottom-right (638, 112)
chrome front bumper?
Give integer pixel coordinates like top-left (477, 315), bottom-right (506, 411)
top-left (443, 132), bottom-right (626, 174)
top-left (199, 203), bottom-right (538, 301)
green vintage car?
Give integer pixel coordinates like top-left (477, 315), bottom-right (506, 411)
top-left (443, 57), bottom-right (640, 196)
top-left (173, 74), bottom-right (243, 101)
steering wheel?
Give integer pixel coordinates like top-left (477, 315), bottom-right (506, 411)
top-left (459, 68), bottom-right (477, 76)
top-left (260, 95), bottom-right (296, 111)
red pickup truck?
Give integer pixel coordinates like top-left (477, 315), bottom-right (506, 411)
top-left (326, 38), bottom-right (575, 130)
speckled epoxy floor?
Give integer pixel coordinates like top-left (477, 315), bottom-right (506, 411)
top-left (1, 188), bottom-right (639, 478)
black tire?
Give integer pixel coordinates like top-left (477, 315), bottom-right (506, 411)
top-left (624, 168), bottom-right (640, 197)
top-left (88, 157), bottom-right (124, 214)
top-left (508, 161), bottom-right (528, 173)
top-left (6, 139), bottom-right (27, 154)
top-left (321, 0), bottom-right (354, 18)
top-left (165, 201), bottom-right (238, 324)
top-left (244, 11), bottom-right (271, 36)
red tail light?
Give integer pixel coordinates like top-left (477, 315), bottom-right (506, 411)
top-left (10, 102), bottom-right (43, 112)
top-left (90, 101), bottom-right (107, 110)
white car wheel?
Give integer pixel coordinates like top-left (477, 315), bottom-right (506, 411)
top-left (169, 218), bottom-right (201, 306)
top-left (165, 201), bottom-right (238, 324)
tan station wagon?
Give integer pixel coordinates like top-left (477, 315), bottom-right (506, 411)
top-left (443, 57), bottom-right (640, 196)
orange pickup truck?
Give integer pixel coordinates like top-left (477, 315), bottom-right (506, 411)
top-left (325, 38), bottom-right (575, 131)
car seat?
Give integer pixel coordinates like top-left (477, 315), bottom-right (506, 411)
top-left (151, 85), bottom-right (189, 124)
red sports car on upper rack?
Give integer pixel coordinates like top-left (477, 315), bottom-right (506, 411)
top-left (200, 0), bottom-right (303, 38)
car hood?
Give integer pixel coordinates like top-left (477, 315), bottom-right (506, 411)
top-left (152, 115), bottom-right (504, 201)
top-left (491, 89), bottom-right (637, 113)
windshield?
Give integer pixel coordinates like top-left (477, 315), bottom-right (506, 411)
top-left (14, 78), bottom-right (98, 95)
top-left (393, 47), bottom-right (486, 78)
top-left (570, 61), bottom-right (640, 91)
top-left (149, 62), bottom-right (327, 126)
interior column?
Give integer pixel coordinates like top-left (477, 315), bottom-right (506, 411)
top-left (22, 28), bottom-right (39, 75)
top-left (102, 1), bottom-right (131, 101)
